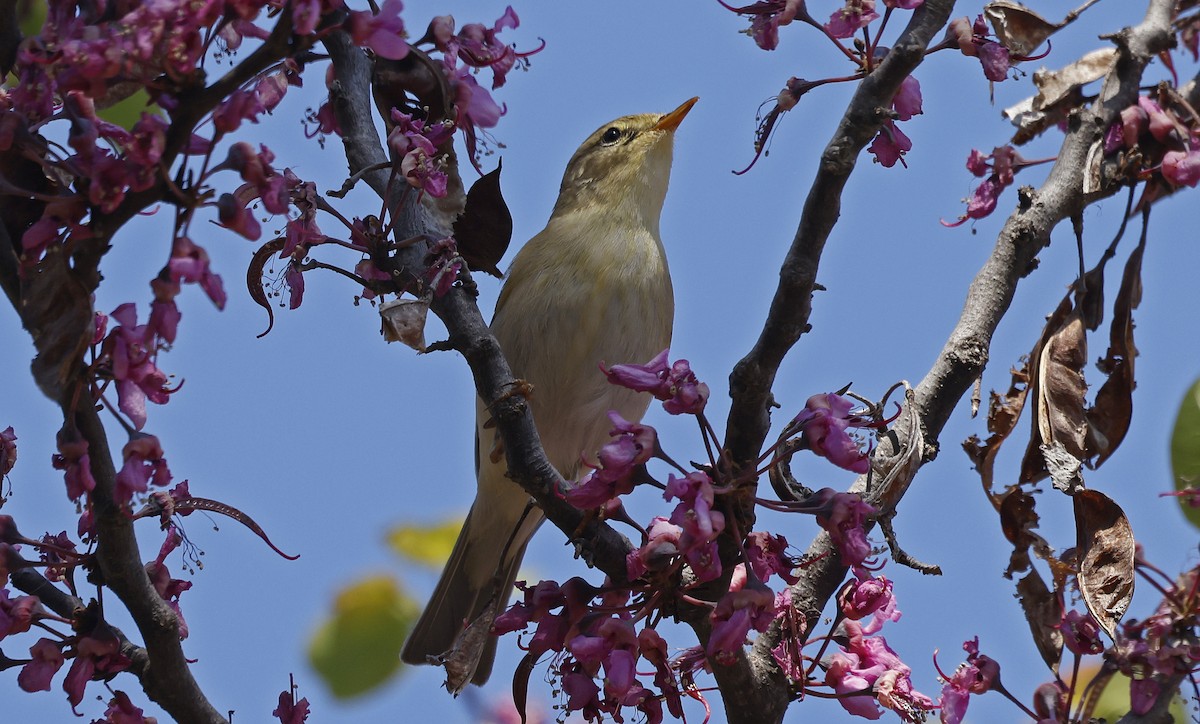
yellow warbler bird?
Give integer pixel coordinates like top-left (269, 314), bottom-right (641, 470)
top-left (401, 97), bottom-right (697, 688)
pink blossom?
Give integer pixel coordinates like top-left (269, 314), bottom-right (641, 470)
top-left (892, 76), bottom-right (923, 121)
top-left (794, 393), bottom-right (872, 473)
top-left (0, 426), bottom-right (14, 477)
top-left (1059, 610), bottom-right (1104, 655)
top-left (603, 349), bottom-right (710, 415)
top-left (99, 690), bottom-right (153, 724)
top-left (18, 638), bottom-right (64, 692)
top-left (1162, 137), bottom-right (1200, 187)
top-left (115, 434), bottom-right (171, 504)
top-left (348, 0), bottom-right (408, 60)
top-left (272, 689), bottom-right (311, 724)
top-left (868, 120), bottom-right (912, 168)
top-left (826, 0), bottom-right (879, 39)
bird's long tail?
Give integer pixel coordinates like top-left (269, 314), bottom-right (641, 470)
top-left (400, 480), bottom-right (542, 686)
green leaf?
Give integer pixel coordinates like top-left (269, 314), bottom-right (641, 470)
top-left (1073, 665), bottom-right (1185, 721)
top-left (18, 2), bottom-right (47, 40)
top-left (387, 518), bottom-right (463, 568)
top-left (308, 575), bottom-right (418, 698)
top-left (96, 89), bottom-right (157, 130)
top-left (1170, 376), bottom-right (1200, 531)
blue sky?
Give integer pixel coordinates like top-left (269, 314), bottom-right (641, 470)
top-left (2, 2), bottom-right (1197, 722)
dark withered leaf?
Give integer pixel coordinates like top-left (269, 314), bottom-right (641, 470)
top-left (1016, 568), bottom-right (1063, 674)
top-left (984, 1), bottom-right (1063, 57)
top-left (24, 247), bottom-right (94, 398)
top-left (1000, 488), bottom-right (1039, 577)
top-left (512, 651), bottom-right (536, 724)
top-left (1088, 237), bottom-right (1144, 467)
top-left (962, 361), bottom-right (1031, 504)
top-left (1020, 294), bottom-right (1084, 485)
top-left (453, 161), bottom-right (512, 278)
top-left (1074, 489), bottom-right (1135, 639)
top-left (247, 237), bottom-right (286, 338)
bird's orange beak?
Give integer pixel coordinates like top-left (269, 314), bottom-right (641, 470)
top-left (654, 97), bottom-right (699, 132)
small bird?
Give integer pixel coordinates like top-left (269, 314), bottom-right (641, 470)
top-left (401, 98), bottom-right (697, 688)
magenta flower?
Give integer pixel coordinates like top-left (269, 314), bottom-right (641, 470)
top-left (825, 0), bottom-right (879, 39)
top-left (795, 393), bottom-right (873, 473)
top-left (347, 0), bottom-right (408, 60)
top-left (947, 15), bottom-right (1011, 82)
top-left (272, 689), bottom-right (311, 724)
top-left (626, 516), bottom-right (682, 580)
top-left (1059, 609), bottom-right (1104, 656)
top-left (18, 638), bottom-right (64, 692)
top-left (568, 411), bottom-right (656, 508)
top-left (868, 120), bottom-right (912, 168)
top-left (99, 690), bottom-right (151, 724)
top-left (0, 426), bottom-right (14, 477)
top-left (708, 581), bottom-right (777, 665)
top-left (423, 6), bottom-right (539, 89)
top-left (665, 472), bottom-right (726, 582)
top-left (892, 76), bottom-right (923, 121)
top-left (216, 192), bottom-right (262, 240)
top-left (1163, 136), bottom-right (1200, 187)
top-left (103, 304), bottom-right (174, 430)
top-left (212, 88), bottom-right (266, 135)
top-left (840, 568), bottom-right (900, 634)
top-left (603, 349), bottom-right (709, 415)
top-left (744, 531), bottom-right (798, 584)
top-left (53, 430), bottom-right (96, 501)
top-left (935, 638), bottom-right (1001, 724)
top-left (114, 434), bottom-right (171, 504)
top-left (388, 111), bottom-right (454, 197)
top-left (719, 0), bottom-right (807, 50)
top-left (812, 491), bottom-right (876, 566)
top-left (168, 237), bottom-right (227, 309)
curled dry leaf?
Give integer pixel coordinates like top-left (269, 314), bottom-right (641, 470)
top-left (1020, 293), bottom-right (1089, 487)
top-left (1004, 89), bottom-right (1082, 146)
top-left (1073, 489), bottom-right (1135, 640)
top-left (1016, 568), bottom-right (1064, 674)
top-left (999, 487), bottom-right (1039, 577)
top-left (440, 597), bottom-right (500, 695)
top-left (984, 1), bottom-right (1063, 57)
top-left (962, 361), bottom-right (1031, 505)
top-left (247, 237), bottom-right (287, 338)
top-left (1031, 49), bottom-right (1117, 111)
top-left (1087, 236), bottom-right (1144, 467)
top-left (453, 161), bottom-right (512, 279)
top-left (380, 298), bottom-right (429, 351)
top-left (23, 247), bottom-right (95, 397)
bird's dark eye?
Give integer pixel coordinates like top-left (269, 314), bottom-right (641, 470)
top-left (600, 127), bottom-right (622, 145)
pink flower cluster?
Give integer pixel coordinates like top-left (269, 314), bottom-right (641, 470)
top-left (603, 349), bottom-right (709, 416)
top-left (388, 111), bottom-right (455, 197)
top-left (935, 637), bottom-right (1001, 724)
top-left (826, 619), bottom-right (935, 721)
top-left (1105, 95), bottom-right (1200, 188)
top-left (493, 578), bottom-right (685, 723)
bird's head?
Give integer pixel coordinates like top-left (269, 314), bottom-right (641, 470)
top-left (551, 97), bottom-right (698, 222)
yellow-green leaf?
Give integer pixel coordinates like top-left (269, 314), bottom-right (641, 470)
top-left (1073, 665), bottom-right (1185, 721)
top-left (1170, 377), bottom-right (1200, 531)
top-left (96, 89), bottom-right (158, 129)
top-left (387, 518), bottom-right (463, 568)
top-left (18, 2), bottom-right (47, 40)
top-left (308, 575), bottom-right (418, 699)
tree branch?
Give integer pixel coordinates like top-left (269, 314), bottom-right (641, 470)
top-left (708, 4), bottom-right (955, 722)
top-left (752, 0), bottom-right (1176, 709)
top-left (72, 400), bottom-right (227, 724)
